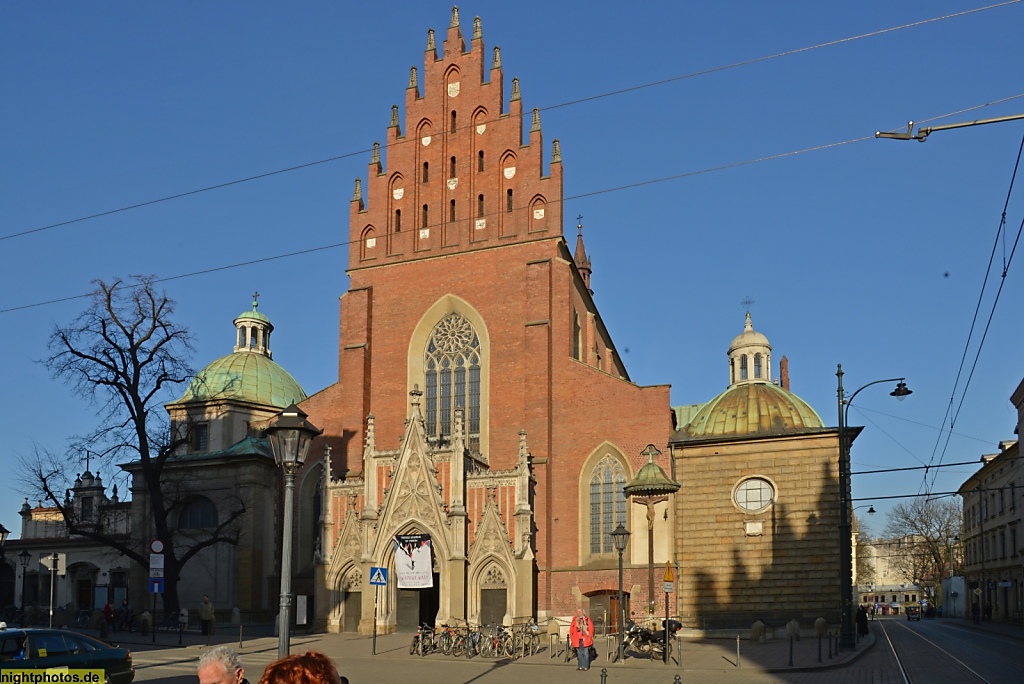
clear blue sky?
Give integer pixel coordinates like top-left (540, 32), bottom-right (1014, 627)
top-left (2, 1), bottom-right (1022, 540)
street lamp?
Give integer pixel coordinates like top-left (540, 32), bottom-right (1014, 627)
top-left (623, 445), bottom-right (680, 617)
top-left (610, 523), bottom-right (630, 664)
top-left (19, 551), bottom-right (30, 626)
top-left (836, 364), bottom-right (911, 650)
top-left (263, 403), bottom-right (322, 658)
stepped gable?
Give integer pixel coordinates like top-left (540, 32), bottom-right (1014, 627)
top-left (350, 7), bottom-right (563, 267)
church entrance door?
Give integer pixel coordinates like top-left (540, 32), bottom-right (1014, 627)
top-left (479, 588), bottom-right (506, 626)
top-left (396, 573), bottom-right (440, 632)
top-left (343, 591), bottom-right (361, 633)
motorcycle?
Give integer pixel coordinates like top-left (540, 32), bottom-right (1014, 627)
top-left (622, 618), bottom-right (682, 660)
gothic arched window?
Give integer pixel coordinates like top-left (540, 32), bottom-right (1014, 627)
top-left (425, 313), bottom-right (481, 452)
top-left (589, 456), bottom-right (627, 554)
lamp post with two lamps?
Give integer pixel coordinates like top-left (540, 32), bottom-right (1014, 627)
top-left (609, 523), bottom-right (630, 664)
top-left (263, 404), bottom-right (323, 659)
top-left (836, 365), bottom-right (911, 650)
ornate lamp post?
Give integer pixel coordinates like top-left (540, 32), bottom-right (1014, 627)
top-left (264, 404), bottom-right (322, 658)
top-left (623, 445), bottom-right (680, 617)
top-left (610, 523), bottom-right (630, 664)
top-left (19, 551), bottom-right (31, 618)
top-left (837, 365), bottom-right (911, 649)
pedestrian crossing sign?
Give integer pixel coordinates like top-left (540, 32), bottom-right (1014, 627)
top-left (369, 566), bottom-right (388, 586)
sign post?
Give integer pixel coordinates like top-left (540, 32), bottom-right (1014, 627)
top-left (149, 540), bottom-right (165, 643)
top-left (369, 567), bottom-right (388, 655)
top-left (663, 562), bottom-right (675, 664)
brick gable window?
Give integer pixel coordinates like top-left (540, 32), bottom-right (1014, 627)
top-left (589, 456), bottom-right (627, 554)
top-left (424, 312), bottom-right (481, 453)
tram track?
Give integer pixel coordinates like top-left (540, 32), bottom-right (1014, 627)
top-left (877, 619), bottom-right (996, 684)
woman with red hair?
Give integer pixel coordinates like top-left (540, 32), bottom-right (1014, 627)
top-left (258, 651), bottom-right (348, 684)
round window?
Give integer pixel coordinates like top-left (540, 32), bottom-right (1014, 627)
top-left (734, 477), bottom-right (775, 512)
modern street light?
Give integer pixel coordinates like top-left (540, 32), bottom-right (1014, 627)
top-left (610, 523), bottom-right (630, 664)
top-left (837, 364), bottom-right (911, 650)
top-left (623, 445), bottom-right (680, 617)
top-left (264, 403), bottom-right (322, 658)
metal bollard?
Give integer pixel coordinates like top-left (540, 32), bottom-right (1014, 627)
top-left (239, 624), bottom-right (243, 649)
top-left (818, 634), bottom-right (822, 663)
top-left (599, 667), bottom-right (608, 684)
top-left (789, 636), bottom-right (794, 667)
top-left (736, 634), bottom-right (741, 668)
top-left (828, 633), bottom-right (833, 659)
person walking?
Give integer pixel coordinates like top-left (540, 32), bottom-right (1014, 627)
top-left (569, 609), bottom-right (594, 671)
top-left (856, 605), bottom-right (869, 636)
top-left (199, 596), bottom-right (215, 637)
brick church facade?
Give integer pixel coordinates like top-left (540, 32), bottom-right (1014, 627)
top-left (299, 8), bottom-right (670, 633)
top-left (290, 8), bottom-right (844, 634)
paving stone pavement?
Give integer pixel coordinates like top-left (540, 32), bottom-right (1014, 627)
top-left (120, 623), bottom-right (890, 684)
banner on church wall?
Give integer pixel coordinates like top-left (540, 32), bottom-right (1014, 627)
top-left (394, 534), bottom-right (433, 588)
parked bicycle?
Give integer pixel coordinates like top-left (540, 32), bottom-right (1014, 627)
top-left (409, 622), bottom-right (437, 657)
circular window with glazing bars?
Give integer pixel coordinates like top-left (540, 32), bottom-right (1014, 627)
top-left (733, 477), bottom-right (776, 513)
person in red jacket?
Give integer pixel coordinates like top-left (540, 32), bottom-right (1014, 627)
top-left (568, 609), bottom-right (594, 671)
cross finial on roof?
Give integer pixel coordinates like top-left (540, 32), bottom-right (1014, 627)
top-left (252, 291), bottom-right (260, 310)
top-left (640, 443), bottom-right (662, 463)
top-left (740, 296), bottom-right (755, 310)
top-left (576, 215), bottom-right (583, 236)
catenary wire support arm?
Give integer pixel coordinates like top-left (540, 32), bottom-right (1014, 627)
top-left (876, 113), bottom-right (1024, 141)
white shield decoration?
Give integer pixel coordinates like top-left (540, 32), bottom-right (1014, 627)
top-left (476, 124), bottom-right (486, 135)
top-left (392, 188), bottom-right (404, 200)
top-left (503, 167), bottom-right (516, 179)
top-left (422, 136), bottom-right (431, 146)
top-left (448, 82), bottom-right (460, 97)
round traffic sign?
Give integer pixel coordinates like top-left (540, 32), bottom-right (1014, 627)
top-left (151, 539), bottom-right (164, 553)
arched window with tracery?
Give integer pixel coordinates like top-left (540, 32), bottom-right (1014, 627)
top-left (589, 456), bottom-right (627, 554)
top-left (425, 312), bottom-right (481, 452)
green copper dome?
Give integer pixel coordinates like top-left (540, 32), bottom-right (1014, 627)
top-left (173, 297), bottom-right (306, 408)
top-left (682, 382), bottom-right (824, 438)
top-left (176, 352), bottom-right (307, 408)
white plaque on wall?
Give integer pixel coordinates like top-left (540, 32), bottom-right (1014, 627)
top-left (447, 178), bottom-right (458, 190)
top-left (476, 124), bottom-right (486, 134)
top-left (533, 208), bottom-right (545, 219)
top-left (365, 237), bottom-right (376, 248)
top-left (421, 136), bottom-right (431, 146)
top-left (503, 167), bottom-right (515, 179)
top-left (448, 82), bottom-right (460, 97)
top-left (419, 229), bottom-right (430, 239)
top-left (392, 188), bottom-right (404, 200)
top-left (475, 219), bottom-right (486, 230)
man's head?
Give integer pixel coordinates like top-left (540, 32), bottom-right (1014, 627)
top-left (203, 595), bottom-right (210, 603)
top-left (197, 646), bottom-right (245, 684)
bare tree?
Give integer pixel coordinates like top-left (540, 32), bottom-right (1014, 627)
top-left (882, 498), bottom-right (962, 591)
top-left (23, 276), bottom-right (246, 618)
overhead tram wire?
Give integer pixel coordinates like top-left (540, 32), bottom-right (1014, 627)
top-left (920, 127), bottom-right (1024, 495)
top-left (0, 131), bottom-right (889, 316)
top-left (2, 96), bottom-right (1021, 316)
top-left (2, 1), bottom-right (1021, 245)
